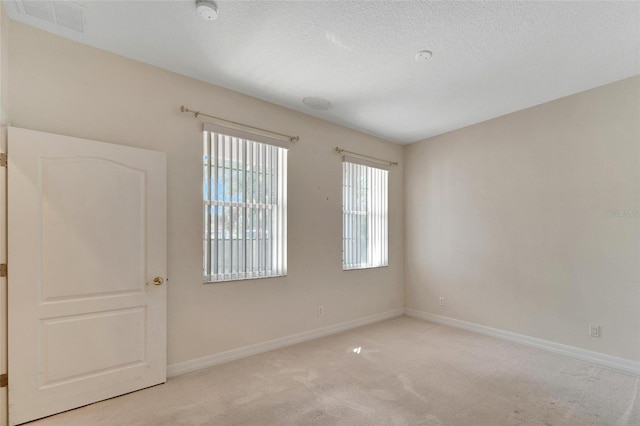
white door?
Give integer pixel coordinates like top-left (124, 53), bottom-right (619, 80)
top-left (7, 127), bottom-right (167, 425)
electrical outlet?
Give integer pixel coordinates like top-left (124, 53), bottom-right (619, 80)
top-left (439, 297), bottom-right (445, 306)
top-left (318, 305), bottom-right (324, 316)
top-left (589, 324), bottom-right (601, 338)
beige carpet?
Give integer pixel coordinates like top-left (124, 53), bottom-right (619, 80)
top-left (30, 316), bottom-right (639, 425)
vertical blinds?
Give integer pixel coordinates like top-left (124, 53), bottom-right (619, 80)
top-left (203, 126), bottom-right (288, 282)
top-left (342, 156), bottom-right (388, 270)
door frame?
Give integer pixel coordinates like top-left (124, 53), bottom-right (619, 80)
top-left (1, 125), bottom-right (8, 426)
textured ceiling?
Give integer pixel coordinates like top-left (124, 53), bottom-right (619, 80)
top-left (4, 1), bottom-right (640, 144)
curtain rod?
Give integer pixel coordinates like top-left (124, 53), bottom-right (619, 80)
top-left (180, 106), bottom-right (299, 143)
top-left (335, 147), bottom-right (398, 166)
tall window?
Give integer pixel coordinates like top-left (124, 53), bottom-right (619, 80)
top-left (203, 124), bottom-right (288, 282)
top-left (342, 157), bottom-right (388, 270)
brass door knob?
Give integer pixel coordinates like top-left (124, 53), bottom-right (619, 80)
top-left (152, 277), bottom-right (164, 286)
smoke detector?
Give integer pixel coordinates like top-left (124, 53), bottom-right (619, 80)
top-left (415, 50), bottom-right (433, 62)
top-left (196, 0), bottom-right (218, 21)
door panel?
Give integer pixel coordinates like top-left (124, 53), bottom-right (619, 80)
top-left (41, 307), bottom-right (146, 386)
top-left (8, 127), bottom-right (167, 425)
top-left (40, 158), bottom-right (146, 300)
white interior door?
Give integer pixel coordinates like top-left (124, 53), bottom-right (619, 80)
top-left (7, 127), bottom-right (167, 425)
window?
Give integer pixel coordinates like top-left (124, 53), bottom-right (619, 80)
top-left (203, 123), bottom-right (287, 282)
top-left (342, 156), bottom-right (388, 270)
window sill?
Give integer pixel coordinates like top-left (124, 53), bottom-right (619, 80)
top-left (342, 265), bottom-right (388, 271)
top-left (203, 274), bottom-right (287, 284)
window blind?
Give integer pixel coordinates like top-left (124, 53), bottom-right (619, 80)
top-left (203, 126), bottom-right (288, 282)
top-left (342, 156), bottom-right (388, 270)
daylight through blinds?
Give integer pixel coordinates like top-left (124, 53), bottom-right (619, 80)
top-left (342, 158), bottom-right (388, 269)
top-left (203, 130), bottom-right (287, 282)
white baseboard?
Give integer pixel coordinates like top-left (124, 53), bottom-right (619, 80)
top-left (167, 308), bottom-right (404, 378)
top-left (404, 308), bottom-right (640, 377)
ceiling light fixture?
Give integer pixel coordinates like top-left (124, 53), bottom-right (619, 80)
top-left (196, 0), bottom-right (218, 21)
top-left (415, 50), bottom-right (433, 62)
top-left (303, 97), bottom-right (333, 111)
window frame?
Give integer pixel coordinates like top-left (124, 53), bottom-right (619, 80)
top-left (203, 123), bottom-right (288, 283)
top-left (342, 156), bottom-right (389, 270)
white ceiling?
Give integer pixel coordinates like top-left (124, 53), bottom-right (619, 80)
top-left (4, 1), bottom-right (640, 144)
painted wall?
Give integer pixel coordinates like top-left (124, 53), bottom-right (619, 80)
top-left (6, 21), bottom-right (404, 366)
top-left (405, 76), bottom-right (640, 361)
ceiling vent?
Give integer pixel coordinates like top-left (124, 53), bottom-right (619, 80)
top-left (18, 1), bottom-right (86, 33)
top-left (22, 1), bottom-right (54, 23)
top-left (303, 97), bottom-right (333, 111)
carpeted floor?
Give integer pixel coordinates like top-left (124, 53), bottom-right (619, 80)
top-left (29, 316), bottom-right (639, 425)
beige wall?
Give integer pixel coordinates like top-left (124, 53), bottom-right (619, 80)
top-left (405, 76), bottom-right (640, 361)
top-left (6, 21), bottom-right (404, 366)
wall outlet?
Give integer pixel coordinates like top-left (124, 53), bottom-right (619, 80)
top-left (589, 324), bottom-right (601, 338)
top-left (318, 305), bottom-right (324, 316)
top-left (439, 297), bottom-right (445, 306)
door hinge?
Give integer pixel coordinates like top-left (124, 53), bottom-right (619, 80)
top-left (0, 374), bottom-right (6, 387)
top-left (0, 264), bottom-right (6, 277)
top-left (0, 153), bottom-right (6, 167)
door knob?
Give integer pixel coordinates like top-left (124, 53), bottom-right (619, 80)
top-left (151, 277), bottom-right (164, 286)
